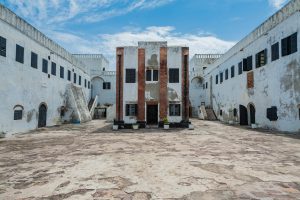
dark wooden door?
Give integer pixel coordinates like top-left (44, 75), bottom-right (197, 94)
top-left (239, 105), bottom-right (248, 126)
top-left (38, 104), bottom-right (47, 128)
top-left (147, 105), bottom-right (158, 124)
top-left (250, 104), bottom-right (256, 124)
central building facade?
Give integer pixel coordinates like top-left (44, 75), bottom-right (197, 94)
top-left (115, 42), bottom-right (189, 127)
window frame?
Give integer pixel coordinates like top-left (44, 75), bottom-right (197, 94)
top-left (0, 36), bottom-right (7, 57)
top-left (51, 62), bottom-right (56, 76)
top-left (16, 44), bottom-right (24, 63)
top-left (125, 104), bottom-right (138, 116)
top-left (60, 66), bottom-right (64, 79)
top-left (169, 104), bottom-right (181, 116)
top-left (271, 42), bottom-right (279, 61)
top-left (42, 59), bottom-right (48, 73)
top-left (256, 49), bottom-right (267, 68)
top-left (31, 52), bottom-right (38, 69)
top-left (103, 82), bottom-right (111, 90)
top-left (125, 69), bottom-right (136, 83)
top-left (67, 70), bottom-right (71, 81)
top-left (169, 68), bottom-right (179, 83)
top-left (13, 105), bottom-right (23, 120)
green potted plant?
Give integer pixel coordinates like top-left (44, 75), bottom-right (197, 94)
top-left (163, 117), bottom-right (170, 130)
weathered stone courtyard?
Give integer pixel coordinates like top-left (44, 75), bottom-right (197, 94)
top-left (0, 119), bottom-right (300, 200)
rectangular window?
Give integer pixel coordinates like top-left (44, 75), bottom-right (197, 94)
top-left (169, 104), bottom-right (181, 116)
top-left (238, 62), bottom-right (243, 75)
top-left (220, 72), bottom-right (223, 83)
top-left (146, 69), bottom-right (152, 81)
top-left (14, 110), bottom-right (22, 120)
top-left (79, 76), bottom-right (81, 85)
top-left (88, 81), bottom-right (90, 89)
top-left (216, 75), bottom-right (218, 84)
top-left (0, 36), bottom-right (6, 57)
top-left (231, 66), bottom-right (235, 78)
top-left (225, 69), bottom-right (229, 80)
top-left (125, 104), bottom-right (137, 116)
top-left (126, 69), bottom-right (136, 83)
top-left (243, 56), bottom-right (253, 71)
top-left (51, 62), bottom-right (56, 76)
top-left (103, 82), bottom-right (111, 89)
top-left (60, 66), bottom-right (64, 79)
top-left (74, 73), bottom-right (76, 84)
top-left (271, 42), bottom-right (279, 61)
top-left (169, 68), bottom-right (179, 83)
top-left (85, 79), bottom-right (87, 88)
top-left (256, 49), bottom-right (267, 68)
top-left (31, 52), bottom-right (38, 69)
top-left (153, 70), bottom-right (159, 81)
top-left (68, 70), bottom-right (71, 81)
top-left (42, 59), bottom-right (48, 73)
top-left (16, 44), bottom-right (24, 63)
top-left (282, 32), bottom-right (297, 57)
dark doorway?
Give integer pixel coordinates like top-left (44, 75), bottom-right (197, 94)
top-left (239, 105), bottom-right (248, 125)
top-left (249, 104), bottom-right (256, 124)
top-left (147, 105), bottom-right (158, 124)
top-left (38, 104), bottom-right (47, 128)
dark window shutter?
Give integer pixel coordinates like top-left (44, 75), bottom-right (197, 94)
top-left (135, 104), bottom-right (138, 116)
top-left (291, 32), bottom-right (298, 54)
top-left (153, 70), bottom-right (159, 81)
top-left (255, 53), bottom-right (259, 68)
top-left (264, 49), bottom-right (268, 65)
top-left (282, 38), bottom-right (288, 56)
top-left (243, 58), bottom-right (247, 71)
top-left (0, 36), bottom-right (6, 57)
top-left (126, 105), bottom-right (129, 116)
top-left (247, 56), bottom-right (253, 71)
top-left (146, 70), bottom-right (151, 81)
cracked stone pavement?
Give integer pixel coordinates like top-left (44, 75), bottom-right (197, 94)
top-left (0, 119), bottom-right (300, 199)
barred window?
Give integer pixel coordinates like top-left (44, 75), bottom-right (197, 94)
top-left (169, 104), bottom-right (181, 116)
top-left (16, 44), bottom-right (24, 63)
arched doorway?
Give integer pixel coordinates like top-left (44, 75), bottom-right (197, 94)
top-left (38, 104), bottom-right (47, 128)
top-left (248, 103), bottom-right (256, 125)
top-left (239, 105), bottom-right (248, 125)
top-left (91, 76), bottom-right (104, 99)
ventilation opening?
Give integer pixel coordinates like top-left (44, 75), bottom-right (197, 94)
top-left (14, 105), bottom-right (24, 120)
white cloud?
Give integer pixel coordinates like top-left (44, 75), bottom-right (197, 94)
top-left (268, 0), bottom-right (288, 9)
top-left (6, 0), bottom-right (175, 25)
top-left (46, 26), bottom-right (235, 70)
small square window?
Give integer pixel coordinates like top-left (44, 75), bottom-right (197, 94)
top-left (103, 82), bottom-right (111, 89)
top-left (146, 70), bottom-right (152, 81)
top-left (74, 73), bottom-right (77, 84)
top-left (16, 44), bottom-right (24, 63)
top-left (31, 52), bottom-right (38, 69)
top-left (169, 68), bottom-right (179, 83)
top-left (60, 66), bottom-right (64, 79)
top-left (271, 42), bottom-right (279, 61)
top-left (0, 36), bottom-right (6, 57)
top-left (153, 70), bottom-right (159, 81)
top-left (231, 66), bottom-right (235, 78)
top-left (169, 104), bottom-right (181, 116)
top-left (126, 69), bottom-right (136, 83)
top-left (42, 59), bottom-right (48, 73)
top-left (51, 62), bottom-right (56, 76)
top-left (68, 70), bottom-right (71, 81)
top-left (126, 104), bottom-right (137, 116)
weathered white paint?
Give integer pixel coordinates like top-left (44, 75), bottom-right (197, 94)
top-left (120, 42), bottom-right (186, 124)
top-left (202, 1), bottom-right (300, 132)
top-left (0, 6), bottom-right (91, 136)
top-left (189, 54), bottom-right (222, 117)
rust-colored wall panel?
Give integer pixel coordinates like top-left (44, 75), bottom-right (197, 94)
top-left (138, 48), bottom-right (145, 121)
top-left (159, 47), bottom-right (168, 120)
top-left (182, 47), bottom-right (189, 121)
top-left (116, 48), bottom-right (124, 121)
top-left (247, 71), bottom-right (254, 89)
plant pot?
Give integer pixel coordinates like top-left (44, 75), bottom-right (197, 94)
top-left (251, 124), bottom-right (257, 129)
top-left (188, 124), bottom-right (194, 130)
top-left (132, 124), bottom-right (139, 130)
top-left (164, 124), bottom-right (170, 130)
top-left (112, 125), bottom-right (119, 130)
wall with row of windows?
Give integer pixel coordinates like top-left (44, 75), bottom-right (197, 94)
top-left (201, 11), bottom-right (300, 132)
top-left (0, 18), bottom-right (91, 135)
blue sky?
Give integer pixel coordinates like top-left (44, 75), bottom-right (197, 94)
top-left (1, 0), bottom-right (288, 69)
